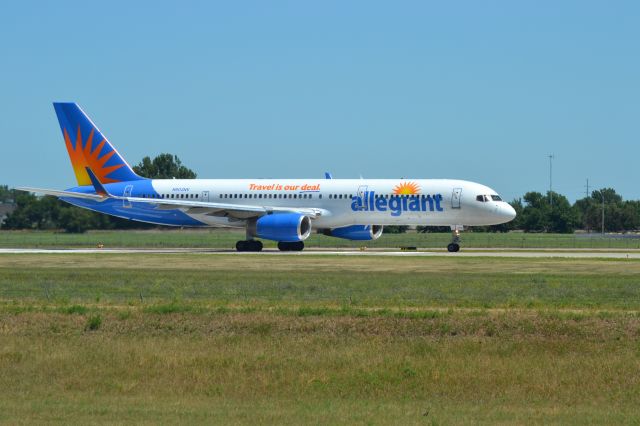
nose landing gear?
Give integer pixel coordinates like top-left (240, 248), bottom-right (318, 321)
top-left (447, 226), bottom-right (462, 252)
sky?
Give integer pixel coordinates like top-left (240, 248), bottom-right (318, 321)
top-left (1, 1), bottom-right (638, 202)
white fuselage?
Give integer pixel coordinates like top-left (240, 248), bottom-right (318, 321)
top-left (145, 178), bottom-right (516, 229)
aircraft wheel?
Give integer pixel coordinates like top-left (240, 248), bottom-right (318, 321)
top-left (237, 240), bottom-right (263, 252)
top-left (447, 243), bottom-right (460, 253)
top-left (278, 241), bottom-right (304, 251)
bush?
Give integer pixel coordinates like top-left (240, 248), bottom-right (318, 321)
top-left (85, 314), bottom-right (102, 331)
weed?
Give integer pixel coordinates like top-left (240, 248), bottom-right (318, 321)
top-left (63, 305), bottom-right (88, 315)
top-left (85, 314), bottom-right (102, 331)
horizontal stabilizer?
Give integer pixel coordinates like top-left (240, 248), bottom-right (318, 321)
top-left (16, 187), bottom-right (107, 200)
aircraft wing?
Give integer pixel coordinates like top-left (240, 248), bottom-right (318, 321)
top-left (16, 187), bottom-right (326, 220)
top-left (120, 196), bottom-right (326, 219)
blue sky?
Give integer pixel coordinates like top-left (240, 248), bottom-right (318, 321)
top-left (1, 1), bottom-right (638, 202)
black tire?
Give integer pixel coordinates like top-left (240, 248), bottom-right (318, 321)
top-left (278, 241), bottom-right (305, 251)
top-left (237, 240), bottom-right (263, 252)
top-left (277, 241), bottom-right (289, 251)
top-left (447, 243), bottom-right (460, 252)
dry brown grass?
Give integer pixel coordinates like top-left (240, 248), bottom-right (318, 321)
top-left (0, 310), bottom-right (639, 423)
top-left (1, 254), bottom-right (640, 423)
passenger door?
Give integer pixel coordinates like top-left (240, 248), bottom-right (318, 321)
top-left (201, 191), bottom-right (210, 202)
top-left (451, 188), bottom-right (462, 209)
top-left (356, 185), bottom-right (368, 211)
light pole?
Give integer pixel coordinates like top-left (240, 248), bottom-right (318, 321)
top-left (548, 154), bottom-right (554, 206)
top-left (601, 191), bottom-right (605, 235)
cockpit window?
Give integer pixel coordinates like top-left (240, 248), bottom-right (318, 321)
top-left (477, 195), bottom-right (498, 202)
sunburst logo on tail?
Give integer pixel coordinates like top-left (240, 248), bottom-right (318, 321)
top-left (63, 126), bottom-right (124, 186)
top-left (393, 181), bottom-right (421, 195)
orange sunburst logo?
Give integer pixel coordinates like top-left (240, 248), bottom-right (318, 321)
top-left (393, 181), bottom-right (421, 195)
top-left (63, 126), bottom-right (124, 186)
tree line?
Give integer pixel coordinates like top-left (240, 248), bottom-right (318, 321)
top-left (1, 154), bottom-right (638, 234)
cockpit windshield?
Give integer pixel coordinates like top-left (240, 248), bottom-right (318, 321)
top-left (476, 194), bottom-right (503, 202)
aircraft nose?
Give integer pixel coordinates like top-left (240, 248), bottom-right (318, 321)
top-left (502, 203), bottom-right (516, 221)
top-left (493, 202), bottom-right (516, 223)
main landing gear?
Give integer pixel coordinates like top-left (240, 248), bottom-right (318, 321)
top-left (278, 241), bottom-right (305, 251)
top-left (236, 240), bottom-right (263, 252)
top-left (234, 240), bottom-right (305, 252)
top-left (447, 226), bottom-right (462, 253)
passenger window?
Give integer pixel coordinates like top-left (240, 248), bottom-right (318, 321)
top-left (319, 194), bottom-right (322, 199)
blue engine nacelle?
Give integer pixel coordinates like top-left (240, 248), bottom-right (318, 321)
top-left (323, 225), bottom-right (383, 241)
top-left (248, 213), bottom-right (312, 242)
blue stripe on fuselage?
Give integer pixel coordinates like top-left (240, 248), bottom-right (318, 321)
top-left (61, 181), bottom-right (206, 227)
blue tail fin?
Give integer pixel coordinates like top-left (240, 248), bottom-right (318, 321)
top-left (53, 102), bottom-right (144, 186)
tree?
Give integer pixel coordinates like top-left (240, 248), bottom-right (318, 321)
top-left (0, 185), bottom-right (14, 203)
top-left (575, 188), bottom-right (637, 232)
top-left (518, 191), bottom-right (578, 233)
top-left (133, 154), bottom-right (197, 179)
top-left (417, 226), bottom-right (451, 233)
top-left (383, 225), bottom-right (409, 234)
top-left (546, 193), bottom-right (579, 233)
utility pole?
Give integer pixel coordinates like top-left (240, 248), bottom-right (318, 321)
top-left (548, 154), bottom-right (554, 206)
top-left (585, 178), bottom-right (590, 198)
top-left (601, 190), bottom-right (605, 235)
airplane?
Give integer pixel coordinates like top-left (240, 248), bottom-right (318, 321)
top-left (18, 102), bottom-right (516, 252)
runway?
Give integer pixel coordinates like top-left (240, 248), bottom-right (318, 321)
top-left (1, 248), bottom-right (639, 259)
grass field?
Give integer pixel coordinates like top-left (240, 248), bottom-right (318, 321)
top-left (0, 253), bottom-right (639, 424)
top-left (2, 229), bottom-right (640, 249)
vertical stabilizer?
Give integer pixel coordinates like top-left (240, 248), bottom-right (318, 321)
top-left (53, 102), bottom-right (144, 186)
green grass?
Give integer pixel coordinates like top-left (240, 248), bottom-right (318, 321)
top-left (1, 254), bottom-right (639, 310)
top-left (2, 228), bottom-right (640, 249)
top-left (1, 254), bottom-right (640, 423)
